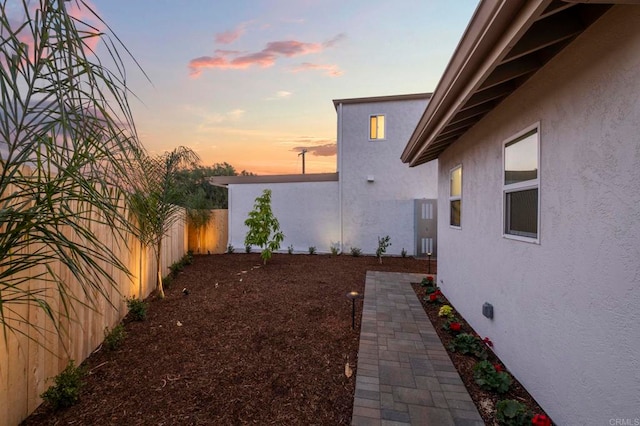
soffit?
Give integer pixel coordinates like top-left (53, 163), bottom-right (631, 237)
top-left (402, 0), bottom-right (612, 166)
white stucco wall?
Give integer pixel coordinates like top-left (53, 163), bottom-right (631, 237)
top-left (228, 181), bottom-right (340, 253)
top-left (435, 6), bottom-right (640, 425)
top-left (338, 98), bottom-right (437, 256)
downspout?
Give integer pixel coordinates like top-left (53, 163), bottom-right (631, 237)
top-left (337, 102), bottom-right (344, 253)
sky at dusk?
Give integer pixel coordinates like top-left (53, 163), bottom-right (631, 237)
top-left (90, 0), bottom-right (479, 175)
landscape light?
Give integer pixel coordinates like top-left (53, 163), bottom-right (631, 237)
top-left (346, 291), bottom-right (364, 330)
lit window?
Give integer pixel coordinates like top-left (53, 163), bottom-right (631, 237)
top-left (503, 126), bottom-right (539, 240)
top-left (450, 165), bottom-right (462, 227)
top-left (370, 115), bottom-right (385, 140)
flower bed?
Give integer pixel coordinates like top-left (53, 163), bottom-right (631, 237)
top-left (412, 277), bottom-right (552, 425)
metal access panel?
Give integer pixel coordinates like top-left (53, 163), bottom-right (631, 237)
top-left (415, 199), bottom-right (437, 258)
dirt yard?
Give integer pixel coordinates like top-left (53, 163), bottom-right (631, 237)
top-left (23, 253), bottom-right (429, 425)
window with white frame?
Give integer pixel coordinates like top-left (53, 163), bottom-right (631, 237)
top-left (369, 115), bottom-right (385, 140)
top-left (450, 165), bottom-right (462, 227)
top-left (503, 126), bottom-right (539, 240)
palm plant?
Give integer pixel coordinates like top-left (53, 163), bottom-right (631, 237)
top-left (185, 187), bottom-right (212, 254)
top-left (129, 147), bottom-right (200, 299)
top-left (0, 1), bottom-right (145, 338)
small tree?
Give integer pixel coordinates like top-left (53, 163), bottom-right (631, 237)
top-left (185, 188), bottom-right (212, 254)
top-left (244, 189), bottom-right (284, 264)
top-left (376, 235), bottom-right (391, 264)
top-left (129, 147), bottom-right (200, 298)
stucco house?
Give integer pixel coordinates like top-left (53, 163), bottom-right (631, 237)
top-left (401, 1), bottom-right (640, 424)
top-left (211, 93), bottom-right (438, 256)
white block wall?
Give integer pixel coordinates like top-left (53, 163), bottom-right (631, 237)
top-left (435, 6), bottom-right (640, 425)
top-left (228, 181), bottom-right (340, 253)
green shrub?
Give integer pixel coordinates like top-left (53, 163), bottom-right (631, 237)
top-left (183, 251), bottom-right (194, 265)
top-left (308, 246), bottom-right (316, 255)
top-left (401, 248), bottom-right (407, 258)
top-left (496, 399), bottom-right (532, 426)
top-left (103, 324), bottom-right (126, 351)
top-left (424, 287), bottom-right (443, 304)
top-left (448, 333), bottom-right (488, 359)
top-left (245, 245), bottom-right (251, 253)
top-left (473, 360), bottom-right (511, 393)
top-left (330, 244), bottom-right (340, 256)
top-left (227, 244), bottom-right (235, 254)
top-left (350, 247), bottom-right (362, 257)
top-left (41, 360), bottom-right (85, 410)
top-left (425, 285), bottom-right (438, 295)
top-left (168, 259), bottom-right (184, 278)
top-left (376, 235), bottom-right (391, 264)
top-left (287, 244), bottom-right (294, 254)
top-left (421, 276), bottom-right (435, 287)
top-left (442, 317), bottom-right (462, 333)
top-left (126, 296), bottom-right (148, 321)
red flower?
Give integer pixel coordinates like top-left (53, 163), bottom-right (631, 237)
top-left (483, 337), bottom-right (493, 347)
top-left (532, 414), bottom-right (551, 426)
top-left (434, 290), bottom-right (442, 296)
top-left (450, 322), bottom-right (461, 331)
top-left (494, 364), bottom-right (502, 372)
top-left (427, 275), bottom-right (434, 282)
top-left (429, 294), bottom-right (437, 301)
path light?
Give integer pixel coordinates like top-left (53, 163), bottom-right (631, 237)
top-left (346, 291), bottom-right (364, 330)
top-left (427, 252), bottom-right (432, 274)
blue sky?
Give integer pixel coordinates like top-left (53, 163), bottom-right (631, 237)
top-left (92, 0), bottom-right (479, 174)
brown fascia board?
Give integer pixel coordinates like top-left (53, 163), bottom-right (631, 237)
top-left (401, 0), bottom-right (553, 166)
top-left (332, 93), bottom-right (432, 110)
top-left (207, 172), bottom-right (339, 186)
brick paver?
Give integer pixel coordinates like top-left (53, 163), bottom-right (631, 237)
top-left (351, 271), bottom-right (484, 426)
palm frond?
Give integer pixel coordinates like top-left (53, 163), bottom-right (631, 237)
top-left (0, 0), bottom-right (146, 340)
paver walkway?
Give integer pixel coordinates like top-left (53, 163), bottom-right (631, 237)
top-left (351, 271), bottom-right (484, 426)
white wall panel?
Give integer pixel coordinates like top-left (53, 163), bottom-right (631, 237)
top-left (435, 7), bottom-right (640, 424)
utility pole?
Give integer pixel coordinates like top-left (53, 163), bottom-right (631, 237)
top-left (298, 148), bottom-right (308, 174)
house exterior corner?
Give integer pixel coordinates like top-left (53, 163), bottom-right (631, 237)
top-left (432, 6), bottom-right (640, 424)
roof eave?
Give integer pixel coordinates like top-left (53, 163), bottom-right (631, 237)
top-left (402, 0), bottom-right (554, 165)
top-left (332, 93), bottom-right (432, 110)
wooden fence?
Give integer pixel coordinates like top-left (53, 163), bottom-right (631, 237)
top-left (187, 209), bottom-right (228, 254)
top-left (0, 207), bottom-right (187, 426)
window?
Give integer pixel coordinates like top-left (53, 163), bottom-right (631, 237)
top-left (503, 126), bottom-right (539, 240)
top-left (369, 115), bottom-right (385, 140)
top-left (450, 165), bottom-right (462, 227)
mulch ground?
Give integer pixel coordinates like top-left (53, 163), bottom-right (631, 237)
top-left (23, 253), bottom-right (429, 425)
top-left (411, 283), bottom-right (550, 425)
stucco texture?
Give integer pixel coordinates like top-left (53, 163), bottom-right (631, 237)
top-left (228, 182), bottom-right (339, 253)
top-left (435, 6), bottom-right (640, 425)
top-left (339, 98), bottom-right (437, 255)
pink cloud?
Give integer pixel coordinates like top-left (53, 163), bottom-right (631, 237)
top-left (189, 34), bottom-right (345, 78)
top-left (215, 24), bottom-right (246, 44)
top-left (291, 62), bottom-right (344, 77)
top-left (65, 1), bottom-right (105, 52)
top-left (231, 51), bottom-right (277, 68)
top-left (188, 51), bottom-right (278, 77)
top-left (2, 1), bottom-right (103, 66)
